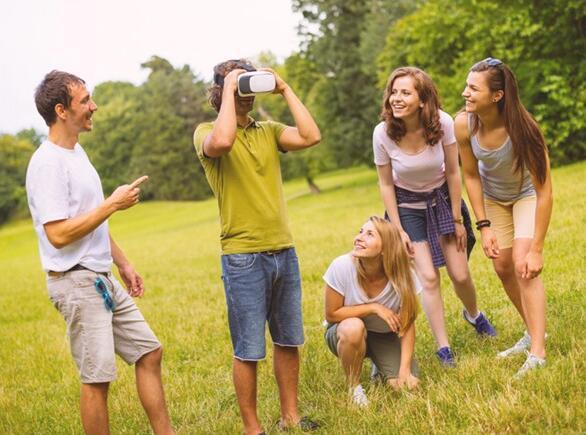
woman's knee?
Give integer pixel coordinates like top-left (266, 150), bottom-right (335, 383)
top-left (447, 268), bottom-right (471, 287)
top-left (337, 318), bottom-right (366, 346)
top-left (419, 271), bottom-right (440, 293)
top-left (493, 259), bottom-right (515, 282)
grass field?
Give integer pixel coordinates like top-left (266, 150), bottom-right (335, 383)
top-left (0, 162), bottom-right (585, 434)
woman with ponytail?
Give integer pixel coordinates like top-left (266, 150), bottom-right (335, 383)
top-left (324, 216), bottom-right (420, 407)
top-left (374, 67), bottom-right (496, 369)
top-left (455, 58), bottom-right (553, 378)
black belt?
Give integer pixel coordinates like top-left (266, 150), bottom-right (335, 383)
top-left (47, 264), bottom-right (107, 277)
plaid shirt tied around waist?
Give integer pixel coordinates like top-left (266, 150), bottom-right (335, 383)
top-left (393, 182), bottom-right (475, 268)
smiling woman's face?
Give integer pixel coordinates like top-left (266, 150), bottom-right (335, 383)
top-left (352, 220), bottom-right (383, 259)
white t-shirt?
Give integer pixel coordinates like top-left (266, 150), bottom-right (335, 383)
top-left (323, 253), bottom-right (421, 333)
top-left (373, 110), bottom-right (456, 209)
top-left (26, 141), bottom-right (112, 272)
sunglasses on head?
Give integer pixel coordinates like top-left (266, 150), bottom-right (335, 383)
top-left (482, 57), bottom-right (503, 67)
top-left (94, 277), bottom-right (115, 311)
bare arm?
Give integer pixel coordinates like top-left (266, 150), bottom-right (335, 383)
top-left (520, 153), bottom-right (553, 279)
top-left (325, 285), bottom-right (401, 333)
top-left (454, 113), bottom-right (499, 259)
top-left (202, 69), bottom-right (245, 158)
top-left (444, 141), bottom-right (466, 251)
top-left (44, 176), bottom-right (148, 249)
top-left (109, 234), bottom-right (145, 297)
top-left (262, 68), bottom-right (320, 151)
top-left (376, 163), bottom-right (414, 255)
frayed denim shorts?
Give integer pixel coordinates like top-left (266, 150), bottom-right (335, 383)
top-left (221, 247), bottom-right (305, 361)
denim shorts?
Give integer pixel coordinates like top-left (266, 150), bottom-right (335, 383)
top-left (221, 247), bottom-right (305, 361)
top-left (398, 206), bottom-right (428, 243)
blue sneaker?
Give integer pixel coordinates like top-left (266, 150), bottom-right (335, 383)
top-left (463, 310), bottom-right (497, 337)
top-left (436, 346), bottom-right (456, 368)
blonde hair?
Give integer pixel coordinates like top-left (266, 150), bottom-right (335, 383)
top-left (354, 216), bottom-right (419, 335)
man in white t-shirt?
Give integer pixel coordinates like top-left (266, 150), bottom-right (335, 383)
top-left (25, 70), bottom-right (174, 434)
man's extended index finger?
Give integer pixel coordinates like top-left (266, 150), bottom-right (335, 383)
top-left (130, 175), bottom-right (149, 188)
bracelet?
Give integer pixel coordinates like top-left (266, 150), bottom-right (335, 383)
top-left (475, 219), bottom-right (491, 230)
top-left (453, 217), bottom-right (463, 224)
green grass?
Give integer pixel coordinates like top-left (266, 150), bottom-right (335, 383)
top-left (1, 162), bottom-right (585, 434)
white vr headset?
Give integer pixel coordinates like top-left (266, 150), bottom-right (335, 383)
top-left (237, 71), bottom-right (276, 97)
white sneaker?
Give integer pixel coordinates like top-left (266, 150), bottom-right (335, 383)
top-left (513, 352), bottom-right (546, 379)
top-left (497, 331), bottom-right (548, 359)
top-left (497, 331), bottom-right (531, 358)
top-left (350, 384), bottom-right (369, 408)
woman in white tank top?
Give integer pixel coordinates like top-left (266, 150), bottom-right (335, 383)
top-left (454, 58), bottom-right (553, 378)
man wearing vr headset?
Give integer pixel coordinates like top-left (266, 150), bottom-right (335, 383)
top-left (193, 59), bottom-right (321, 434)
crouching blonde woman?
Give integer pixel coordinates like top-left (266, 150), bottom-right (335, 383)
top-left (324, 216), bottom-right (420, 407)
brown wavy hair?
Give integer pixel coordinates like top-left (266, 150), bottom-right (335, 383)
top-left (380, 67), bottom-right (443, 146)
top-left (469, 59), bottom-right (548, 185)
top-left (353, 216), bottom-right (419, 336)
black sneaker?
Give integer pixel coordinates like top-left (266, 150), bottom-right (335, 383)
top-left (278, 416), bottom-right (320, 432)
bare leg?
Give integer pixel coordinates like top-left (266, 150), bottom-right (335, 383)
top-left (492, 248), bottom-right (527, 322)
top-left (273, 345), bottom-right (301, 426)
top-left (233, 358), bottom-right (263, 435)
top-left (513, 238), bottom-right (546, 358)
top-left (336, 318), bottom-right (367, 386)
top-left (80, 382), bottom-right (109, 435)
top-left (135, 347), bottom-right (174, 434)
top-left (412, 242), bottom-right (448, 349)
top-left (440, 235), bottom-right (478, 317)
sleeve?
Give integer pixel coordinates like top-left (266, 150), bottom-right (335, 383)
top-left (322, 256), bottom-right (349, 296)
top-left (193, 123), bottom-right (214, 159)
top-left (30, 164), bottom-right (70, 224)
top-left (440, 111), bottom-right (456, 146)
top-left (268, 121), bottom-right (288, 153)
top-left (373, 123), bottom-right (391, 166)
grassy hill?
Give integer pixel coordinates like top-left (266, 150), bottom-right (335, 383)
top-left (0, 163), bottom-right (584, 433)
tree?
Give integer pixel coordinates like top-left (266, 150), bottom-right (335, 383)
top-left (0, 135), bottom-right (34, 224)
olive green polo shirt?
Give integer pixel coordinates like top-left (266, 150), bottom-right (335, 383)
top-left (193, 118), bottom-right (293, 254)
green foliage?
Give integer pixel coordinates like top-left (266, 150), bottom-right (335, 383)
top-left (0, 134), bottom-right (34, 224)
top-left (378, 0), bottom-right (586, 164)
top-left (1, 163), bottom-right (585, 433)
top-left (84, 56), bottom-right (214, 200)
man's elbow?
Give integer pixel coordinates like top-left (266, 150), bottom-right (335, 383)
top-left (304, 132), bottom-right (321, 147)
top-left (47, 233), bottom-right (67, 249)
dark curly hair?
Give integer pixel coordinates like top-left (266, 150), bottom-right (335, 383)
top-left (380, 67), bottom-right (443, 146)
top-left (208, 59), bottom-right (255, 112)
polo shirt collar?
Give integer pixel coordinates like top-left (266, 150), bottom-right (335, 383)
top-left (238, 116), bottom-right (260, 130)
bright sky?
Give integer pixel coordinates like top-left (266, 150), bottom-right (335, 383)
top-left (0, 0), bottom-right (302, 134)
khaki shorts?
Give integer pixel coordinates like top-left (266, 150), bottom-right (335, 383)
top-left (46, 269), bottom-right (160, 383)
top-left (484, 195), bottom-right (536, 249)
top-left (325, 322), bottom-right (418, 379)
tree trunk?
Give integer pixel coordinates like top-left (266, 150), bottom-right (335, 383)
top-left (306, 175), bottom-right (321, 194)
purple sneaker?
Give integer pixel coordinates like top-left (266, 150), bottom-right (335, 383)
top-left (463, 310), bottom-right (497, 337)
top-left (436, 346), bottom-right (456, 368)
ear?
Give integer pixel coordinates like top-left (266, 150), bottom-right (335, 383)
top-left (493, 90), bottom-right (504, 103)
top-left (54, 103), bottom-right (67, 121)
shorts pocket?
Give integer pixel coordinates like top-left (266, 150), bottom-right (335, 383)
top-left (225, 253), bottom-right (257, 270)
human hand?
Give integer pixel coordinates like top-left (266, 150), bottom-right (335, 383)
top-left (260, 67), bottom-right (288, 94)
top-left (454, 222), bottom-right (466, 252)
top-left (389, 372), bottom-right (419, 391)
top-left (118, 263), bottom-right (145, 297)
top-left (518, 250), bottom-right (544, 280)
top-left (223, 68), bottom-right (247, 93)
top-left (480, 227), bottom-right (499, 259)
top-left (374, 304), bottom-right (401, 333)
top-left (400, 230), bottom-right (414, 257)
top-left (107, 176), bottom-right (148, 211)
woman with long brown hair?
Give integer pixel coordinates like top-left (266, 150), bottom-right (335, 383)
top-left (324, 216), bottom-right (419, 407)
top-left (374, 67), bottom-right (496, 368)
top-left (455, 58), bottom-right (553, 378)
